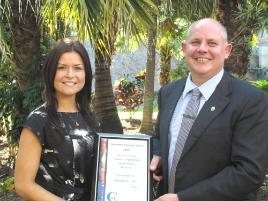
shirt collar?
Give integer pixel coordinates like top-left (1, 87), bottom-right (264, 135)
top-left (182, 68), bottom-right (224, 100)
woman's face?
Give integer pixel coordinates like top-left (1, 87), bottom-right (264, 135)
top-left (54, 51), bottom-right (85, 100)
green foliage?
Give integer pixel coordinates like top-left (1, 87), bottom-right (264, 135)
top-left (158, 18), bottom-right (189, 59)
top-left (0, 177), bottom-right (15, 193)
top-left (0, 61), bottom-right (16, 137)
top-left (236, 1), bottom-right (268, 32)
top-left (0, 1), bottom-right (11, 64)
top-left (114, 76), bottom-right (144, 119)
top-left (252, 80), bottom-right (268, 94)
top-left (0, 33), bottom-right (51, 145)
top-left (4, 55), bottom-right (45, 144)
top-left (115, 34), bottom-right (144, 52)
top-left (170, 58), bottom-right (189, 82)
top-left (23, 79), bottom-right (44, 111)
top-left (42, 0), bottom-right (92, 40)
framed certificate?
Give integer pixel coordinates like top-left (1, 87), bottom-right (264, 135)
top-left (91, 133), bottom-right (152, 201)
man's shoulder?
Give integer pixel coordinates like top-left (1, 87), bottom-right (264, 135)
top-left (229, 74), bottom-right (264, 94)
top-left (225, 74), bottom-right (268, 104)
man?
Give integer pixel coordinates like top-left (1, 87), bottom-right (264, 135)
top-left (150, 18), bottom-right (268, 201)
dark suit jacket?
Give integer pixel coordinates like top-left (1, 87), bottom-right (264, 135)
top-left (154, 71), bottom-right (268, 201)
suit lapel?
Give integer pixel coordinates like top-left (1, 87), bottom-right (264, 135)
top-left (162, 78), bottom-right (186, 138)
top-left (161, 78), bottom-right (186, 173)
top-left (180, 72), bottom-right (232, 160)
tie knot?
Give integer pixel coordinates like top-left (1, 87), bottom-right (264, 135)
top-left (191, 88), bottom-right (201, 98)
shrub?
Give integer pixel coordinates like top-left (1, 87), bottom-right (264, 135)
top-left (114, 76), bottom-right (144, 118)
top-left (0, 177), bottom-right (15, 193)
top-left (169, 58), bottom-right (188, 82)
top-left (252, 80), bottom-right (268, 94)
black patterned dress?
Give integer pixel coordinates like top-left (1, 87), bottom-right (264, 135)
top-left (23, 105), bottom-right (96, 201)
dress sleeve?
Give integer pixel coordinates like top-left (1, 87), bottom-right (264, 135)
top-left (23, 106), bottom-right (47, 145)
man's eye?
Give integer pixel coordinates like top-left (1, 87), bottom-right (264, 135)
top-left (209, 42), bottom-right (217, 46)
top-left (191, 41), bottom-right (199, 45)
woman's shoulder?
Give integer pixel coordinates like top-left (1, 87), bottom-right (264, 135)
top-left (23, 104), bottom-right (49, 143)
top-left (24, 104), bottom-right (48, 128)
top-left (27, 104), bottom-right (47, 119)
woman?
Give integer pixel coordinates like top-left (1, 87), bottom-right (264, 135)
top-left (15, 38), bottom-right (98, 201)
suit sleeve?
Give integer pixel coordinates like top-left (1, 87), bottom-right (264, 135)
top-left (178, 90), bottom-right (268, 201)
top-left (153, 87), bottom-right (162, 156)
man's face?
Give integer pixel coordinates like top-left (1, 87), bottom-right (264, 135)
top-left (182, 20), bottom-right (232, 85)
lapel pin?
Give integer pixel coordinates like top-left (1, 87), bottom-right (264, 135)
top-left (210, 106), bottom-right (215, 111)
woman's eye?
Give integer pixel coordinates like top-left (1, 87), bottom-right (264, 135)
top-left (74, 66), bottom-right (83, 71)
top-left (57, 66), bottom-right (65, 70)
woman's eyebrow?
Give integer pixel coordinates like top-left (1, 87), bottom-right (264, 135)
top-left (57, 63), bottom-right (83, 66)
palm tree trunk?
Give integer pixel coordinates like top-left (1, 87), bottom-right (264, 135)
top-left (159, 44), bottom-right (172, 86)
top-left (9, 0), bottom-right (41, 144)
top-left (94, 30), bottom-right (123, 133)
top-left (10, 0), bottom-right (41, 92)
top-left (139, 17), bottom-right (157, 134)
top-left (217, 0), bottom-right (252, 75)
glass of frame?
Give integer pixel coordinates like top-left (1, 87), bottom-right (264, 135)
top-left (91, 133), bottom-right (152, 201)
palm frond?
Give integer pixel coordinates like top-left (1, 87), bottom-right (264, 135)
top-left (0, 0), bottom-right (11, 63)
top-left (0, 25), bottom-right (12, 63)
top-left (41, 0), bottom-right (159, 53)
top-left (42, 0), bottom-right (101, 41)
top-left (171, 0), bottom-right (218, 20)
top-left (235, 0), bottom-right (268, 32)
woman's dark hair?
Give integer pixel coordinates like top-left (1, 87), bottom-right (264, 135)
top-left (43, 38), bottom-right (97, 133)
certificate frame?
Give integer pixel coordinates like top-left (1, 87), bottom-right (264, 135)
top-left (91, 133), bottom-right (152, 201)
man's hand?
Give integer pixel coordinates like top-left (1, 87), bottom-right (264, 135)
top-left (150, 155), bottom-right (163, 182)
top-left (155, 193), bottom-right (179, 201)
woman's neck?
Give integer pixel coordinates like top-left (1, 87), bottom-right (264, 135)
top-left (57, 97), bottom-right (78, 112)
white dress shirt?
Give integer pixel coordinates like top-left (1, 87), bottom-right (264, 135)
top-left (168, 69), bottom-right (224, 175)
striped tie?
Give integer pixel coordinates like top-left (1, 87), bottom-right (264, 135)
top-left (168, 88), bottom-right (202, 193)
